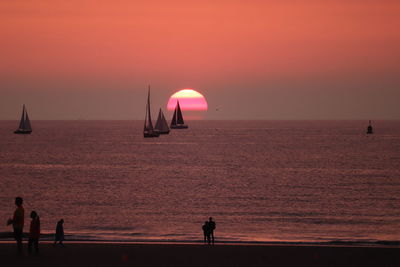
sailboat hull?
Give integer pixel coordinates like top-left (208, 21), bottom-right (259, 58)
top-left (143, 130), bottom-right (160, 138)
top-left (144, 134), bottom-right (160, 138)
top-left (14, 130), bottom-right (32, 134)
top-left (158, 130), bottom-right (170, 134)
top-left (171, 125), bottom-right (188, 129)
top-left (144, 135), bottom-right (159, 138)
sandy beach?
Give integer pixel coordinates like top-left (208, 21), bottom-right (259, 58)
top-left (0, 242), bottom-right (399, 267)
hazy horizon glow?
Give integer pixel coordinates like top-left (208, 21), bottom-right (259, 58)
top-left (0, 1), bottom-right (399, 120)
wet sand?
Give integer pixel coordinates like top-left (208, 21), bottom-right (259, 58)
top-left (0, 242), bottom-right (399, 267)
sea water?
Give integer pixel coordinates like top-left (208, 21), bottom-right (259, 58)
top-left (0, 120), bottom-right (399, 244)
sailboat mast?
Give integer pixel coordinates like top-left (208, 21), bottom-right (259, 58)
top-left (144, 91), bottom-right (148, 129)
top-left (145, 85), bottom-right (154, 130)
top-left (19, 104), bottom-right (26, 129)
top-left (147, 85), bottom-right (152, 124)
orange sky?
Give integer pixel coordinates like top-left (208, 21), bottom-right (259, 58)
top-left (1, 0), bottom-right (399, 119)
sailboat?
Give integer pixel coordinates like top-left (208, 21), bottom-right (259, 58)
top-left (367, 120), bottom-right (373, 134)
top-left (14, 104), bottom-right (32, 134)
top-left (170, 100), bottom-right (188, 129)
top-left (143, 86), bottom-right (160, 138)
top-left (155, 109), bottom-right (170, 134)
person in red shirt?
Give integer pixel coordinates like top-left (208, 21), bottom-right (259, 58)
top-left (7, 197), bottom-right (25, 254)
top-left (28, 211), bottom-right (40, 254)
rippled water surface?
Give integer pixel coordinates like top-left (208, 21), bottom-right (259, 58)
top-left (0, 120), bottom-right (399, 244)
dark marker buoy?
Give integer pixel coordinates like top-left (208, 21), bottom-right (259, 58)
top-left (367, 120), bottom-right (373, 134)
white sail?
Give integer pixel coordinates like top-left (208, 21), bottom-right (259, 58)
top-left (143, 86), bottom-right (159, 137)
top-left (170, 100), bottom-right (188, 129)
top-left (24, 110), bottom-right (32, 131)
top-left (176, 101), bottom-right (185, 125)
top-left (155, 109), bottom-right (170, 133)
top-left (18, 105), bottom-right (26, 130)
top-left (15, 104), bottom-right (32, 134)
top-left (144, 87), bottom-right (154, 131)
top-left (170, 107), bottom-right (177, 127)
top-left (161, 112), bottom-right (169, 130)
top-left (155, 109), bottom-right (163, 130)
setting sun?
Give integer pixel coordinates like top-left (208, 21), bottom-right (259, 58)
top-left (167, 89), bottom-right (208, 111)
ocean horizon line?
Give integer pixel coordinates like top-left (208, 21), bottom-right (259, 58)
top-left (1, 119), bottom-right (399, 121)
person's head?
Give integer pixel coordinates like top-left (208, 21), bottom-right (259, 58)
top-left (30, 211), bottom-right (38, 219)
top-left (15, 197), bottom-right (23, 206)
top-left (209, 217), bottom-right (213, 222)
top-left (59, 219), bottom-right (64, 224)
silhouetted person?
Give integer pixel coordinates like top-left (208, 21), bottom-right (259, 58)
top-left (54, 219), bottom-right (65, 247)
top-left (28, 211), bottom-right (40, 255)
top-left (7, 197), bottom-right (24, 254)
top-left (208, 217), bottom-right (216, 245)
top-left (202, 221), bottom-right (211, 244)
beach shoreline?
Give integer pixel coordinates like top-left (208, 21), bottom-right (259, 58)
top-left (1, 239), bottom-right (399, 248)
top-left (1, 242), bottom-right (399, 267)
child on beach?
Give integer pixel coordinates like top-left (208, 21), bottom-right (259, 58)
top-left (54, 219), bottom-right (65, 247)
top-left (28, 211), bottom-right (40, 254)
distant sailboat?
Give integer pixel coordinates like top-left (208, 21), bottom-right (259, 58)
top-left (14, 104), bottom-right (32, 134)
top-left (155, 109), bottom-right (170, 134)
top-left (143, 86), bottom-right (160, 138)
top-left (170, 100), bottom-right (188, 129)
top-left (367, 120), bottom-right (373, 134)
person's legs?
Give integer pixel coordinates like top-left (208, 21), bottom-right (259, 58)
top-left (14, 229), bottom-right (23, 254)
top-left (34, 239), bottom-right (39, 254)
top-left (28, 238), bottom-right (33, 254)
top-left (54, 236), bottom-right (62, 247)
top-left (211, 231), bottom-right (214, 244)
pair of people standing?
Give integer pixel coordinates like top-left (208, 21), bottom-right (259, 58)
top-left (202, 217), bottom-right (216, 245)
top-left (7, 197), bottom-right (40, 254)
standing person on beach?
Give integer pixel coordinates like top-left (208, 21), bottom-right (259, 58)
top-left (208, 217), bottom-right (216, 245)
top-left (54, 219), bottom-right (65, 247)
top-left (28, 211), bottom-right (40, 254)
top-left (202, 221), bottom-right (210, 244)
top-left (7, 197), bottom-right (25, 254)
